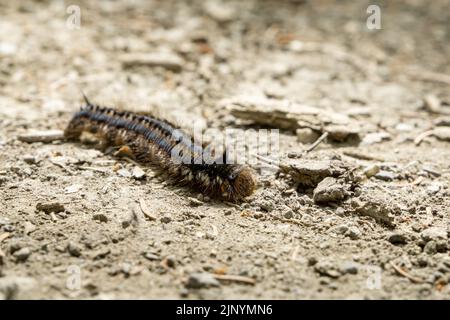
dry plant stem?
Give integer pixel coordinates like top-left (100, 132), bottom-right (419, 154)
top-left (390, 261), bottom-right (424, 284)
top-left (0, 232), bottom-right (11, 243)
top-left (139, 198), bottom-right (157, 221)
top-left (306, 132), bottom-right (328, 153)
top-left (213, 274), bottom-right (256, 285)
top-left (18, 130), bottom-right (65, 143)
top-left (414, 130), bottom-right (434, 145)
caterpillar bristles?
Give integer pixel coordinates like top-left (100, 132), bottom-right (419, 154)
top-left (64, 100), bottom-right (257, 202)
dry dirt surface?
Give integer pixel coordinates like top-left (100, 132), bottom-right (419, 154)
top-left (0, 0), bottom-right (449, 299)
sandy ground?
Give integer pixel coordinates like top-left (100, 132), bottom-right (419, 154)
top-left (0, 0), bottom-right (449, 299)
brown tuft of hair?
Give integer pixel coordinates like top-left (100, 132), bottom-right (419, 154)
top-left (232, 167), bottom-right (256, 201)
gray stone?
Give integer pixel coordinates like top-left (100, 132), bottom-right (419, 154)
top-left (421, 227), bottom-right (447, 243)
top-left (143, 252), bottom-right (160, 261)
top-left (280, 159), bottom-right (348, 187)
top-left (426, 182), bottom-right (442, 195)
top-left (296, 128), bottom-right (319, 144)
top-left (307, 257), bottom-right (318, 266)
top-left (442, 256), bottom-right (450, 268)
top-left (345, 226), bottom-right (361, 240)
top-left (13, 247), bottom-right (31, 262)
top-left (67, 241), bottom-right (82, 257)
top-left (258, 200), bottom-right (274, 212)
top-left (203, 1), bottom-right (236, 22)
top-left (313, 177), bottom-right (346, 204)
top-left (351, 197), bottom-right (395, 227)
top-left (23, 221), bottom-right (36, 235)
top-left (424, 94), bottom-right (441, 113)
top-left (424, 241), bottom-right (438, 255)
top-left (387, 231), bottom-right (408, 245)
top-left (188, 197), bottom-right (203, 207)
top-left (23, 155), bottom-right (38, 164)
top-left (0, 276), bottom-right (36, 300)
top-left (93, 213), bottom-right (108, 223)
top-left (363, 164), bottom-right (380, 178)
top-left (361, 132), bottom-right (391, 145)
top-left (160, 216), bottom-right (172, 224)
top-left (335, 224), bottom-right (349, 234)
top-left (117, 168), bottom-right (131, 178)
top-left (433, 127), bottom-right (450, 141)
top-left (339, 261), bottom-right (359, 275)
top-left (36, 202), bottom-right (65, 214)
top-left (436, 240), bottom-right (448, 253)
top-left (314, 259), bottom-right (341, 278)
top-left (92, 248), bottom-right (111, 260)
top-left (164, 255), bottom-right (176, 268)
top-left (374, 170), bottom-right (396, 181)
top-left (132, 166), bottom-right (146, 179)
top-left (185, 272), bottom-right (220, 289)
top-left (283, 208), bottom-right (294, 219)
top-left (326, 125), bottom-right (360, 142)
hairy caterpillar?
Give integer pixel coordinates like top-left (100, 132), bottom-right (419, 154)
top-left (64, 98), bottom-right (256, 202)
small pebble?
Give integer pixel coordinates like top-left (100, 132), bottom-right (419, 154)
top-left (424, 241), bottom-right (437, 255)
top-left (188, 197), bottom-right (203, 207)
top-left (296, 128), bottom-right (319, 144)
top-left (67, 241), bottom-right (82, 257)
top-left (363, 164), bottom-right (380, 178)
top-left (64, 184), bottom-right (83, 194)
top-left (93, 213), bottom-right (108, 223)
top-left (132, 166), bottom-right (146, 179)
top-left (23, 155), bottom-right (38, 164)
top-left (421, 227), bottom-right (447, 242)
top-left (374, 170), bottom-right (396, 181)
top-left (23, 221), bottom-right (36, 235)
top-left (314, 260), bottom-right (341, 278)
top-left (13, 247), bottom-right (31, 262)
top-left (160, 216), bottom-right (172, 224)
top-left (426, 182), bottom-right (442, 195)
top-left (164, 255), bottom-right (176, 268)
top-left (339, 261), bottom-right (358, 275)
top-left (143, 252), bottom-right (160, 261)
top-left (36, 202), bottom-right (65, 214)
top-left (387, 231), bottom-right (408, 245)
top-left (345, 226), bottom-right (361, 240)
top-left (185, 272), bottom-right (220, 289)
top-left (117, 168), bottom-right (131, 178)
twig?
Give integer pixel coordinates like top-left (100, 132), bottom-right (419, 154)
top-left (122, 157), bottom-right (140, 166)
top-left (0, 232), bottom-right (11, 243)
top-left (343, 150), bottom-right (385, 162)
top-left (139, 198), bottom-right (157, 221)
top-left (306, 132), bottom-right (328, 153)
top-left (213, 274), bottom-right (256, 285)
top-left (252, 153), bottom-right (280, 166)
top-left (18, 130), bottom-right (65, 143)
top-left (78, 166), bottom-right (109, 173)
top-left (223, 201), bottom-right (241, 209)
top-left (390, 261), bottom-right (424, 284)
top-left (268, 213), bottom-right (309, 227)
top-left (414, 130), bottom-right (434, 146)
top-left (392, 176), bottom-right (423, 188)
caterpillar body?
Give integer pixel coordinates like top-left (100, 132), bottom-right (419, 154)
top-left (64, 100), bottom-right (256, 202)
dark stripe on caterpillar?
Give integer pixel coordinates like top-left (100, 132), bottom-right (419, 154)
top-left (64, 101), bottom-right (256, 202)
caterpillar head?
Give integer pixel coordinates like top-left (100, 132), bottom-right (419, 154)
top-left (226, 166), bottom-right (256, 201)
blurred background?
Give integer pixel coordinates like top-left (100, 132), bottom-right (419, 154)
top-left (0, 0), bottom-right (449, 122)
